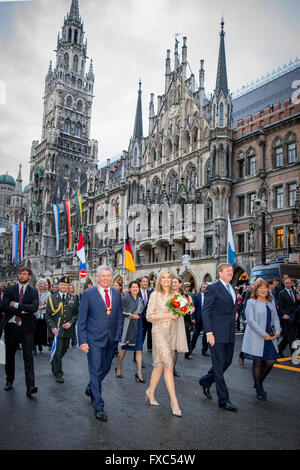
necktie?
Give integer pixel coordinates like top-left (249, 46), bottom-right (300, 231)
top-left (62, 294), bottom-right (66, 303)
top-left (289, 290), bottom-right (295, 303)
top-left (104, 289), bottom-right (111, 314)
top-left (143, 290), bottom-right (147, 306)
top-left (16, 287), bottom-right (23, 324)
top-left (226, 284), bottom-right (234, 302)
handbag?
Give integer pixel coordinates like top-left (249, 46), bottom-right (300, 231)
top-left (0, 340), bottom-right (5, 364)
top-left (267, 324), bottom-right (276, 337)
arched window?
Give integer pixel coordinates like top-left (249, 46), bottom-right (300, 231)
top-left (134, 147), bottom-right (138, 166)
top-left (272, 138), bottom-right (284, 168)
top-left (247, 148), bottom-right (256, 176)
top-left (220, 103), bottom-right (224, 127)
top-left (77, 79), bottom-right (82, 88)
top-left (66, 95), bottom-right (72, 108)
top-left (75, 122), bottom-right (82, 137)
top-left (205, 198), bottom-right (213, 220)
top-left (68, 28), bottom-right (72, 42)
top-left (192, 126), bottom-right (198, 143)
top-left (71, 76), bottom-right (76, 85)
top-left (73, 55), bottom-right (78, 72)
top-left (76, 100), bottom-right (83, 112)
top-left (64, 118), bottom-right (71, 134)
top-left (285, 132), bottom-right (297, 164)
top-left (64, 52), bottom-right (69, 69)
top-left (166, 139), bottom-right (172, 155)
top-left (74, 29), bottom-right (78, 44)
top-left (64, 165), bottom-right (69, 177)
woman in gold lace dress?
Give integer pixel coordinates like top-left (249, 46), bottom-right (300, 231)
top-left (145, 270), bottom-right (182, 416)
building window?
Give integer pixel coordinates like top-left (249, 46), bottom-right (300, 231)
top-left (248, 193), bottom-right (256, 214)
top-left (275, 186), bottom-right (284, 209)
top-left (288, 226), bottom-right (294, 248)
top-left (205, 199), bottom-right (213, 220)
top-left (238, 196), bottom-right (245, 217)
top-left (249, 154), bottom-right (256, 175)
top-left (275, 228), bottom-right (284, 249)
top-left (219, 103), bottom-right (224, 127)
top-left (66, 96), bottom-right (72, 108)
top-left (238, 159), bottom-right (245, 178)
top-left (237, 234), bottom-right (245, 253)
top-left (288, 183), bottom-right (297, 207)
top-left (75, 122), bottom-right (81, 138)
top-left (205, 236), bottom-right (213, 256)
top-left (73, 55), bottom-right (78, 73)
top-left (273, 139), bottom-right (284, 168)
top-left (287, 142), bottom-right (296, 164)
top-left (64, 118), bottom-right (71, 133)
top-left (77, 100), bottom-right (83, 112)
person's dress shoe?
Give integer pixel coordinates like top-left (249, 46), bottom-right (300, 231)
top-left (4, 382), bottom-right (13, 391)
top-left (202, 351), bottom-right (209, 357)
top-left (38, 345), bottom-right (43, 352)
top-left (184, 354), bottom-right (192, 360)
top-left (173, 369), bottom-right (180, 377)
top-left (95, 409), bottom-right (107, 421)
top-left (115, 367), bottom-right (123, 378)
top-left (135, 373), bottom-right (146, 383)
top-left (239, 357), bottom-right (244, 366)
top-left (219, 401), bottom-right (239, 411)
top-left (26, 386), bottom-right (38, 397)
top-left (199, 380), bottom-right (212, 399)
top-left (148, 349), bottom-right (152, 353)
top-left (56, 377), bottom-right (64, 383)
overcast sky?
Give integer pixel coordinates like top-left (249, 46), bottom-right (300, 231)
top-left (0, 0), bottom-right (299, 186)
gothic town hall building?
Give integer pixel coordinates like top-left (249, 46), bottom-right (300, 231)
top-left (1, 0), bottom-right (299, 289)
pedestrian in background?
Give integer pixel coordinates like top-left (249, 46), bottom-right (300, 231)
top-left (33, 278), bottom-right (50, 354)
top-left (68, 283), bottom-right (79, 347)
top-left (242, 279), bottom-right (280, 401)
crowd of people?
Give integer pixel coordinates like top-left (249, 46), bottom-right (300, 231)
top-left (0, 264), bottom-right (299, 420)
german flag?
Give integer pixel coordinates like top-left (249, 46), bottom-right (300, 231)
top-left (124, 228), bottom-right (136, 273)
top-left (63, 200), bottom-right (72, 250)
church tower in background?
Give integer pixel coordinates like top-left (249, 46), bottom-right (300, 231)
top-left (26, 0), bottom-right (98, 276)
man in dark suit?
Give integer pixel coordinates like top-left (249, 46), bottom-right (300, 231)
top-left (77, 265), bottom-right (123, 421)
top-left (191, 283), bottom-right (209, 356)
top-left (139, 276), bottom-right (153, 352)
top-left (0, 267), bottom-right (39, 396)
top-left (0, 282), bottom-right (5, 323)
top-left (199, 263), bottom-right (238, 412)
top-left (277, 277), bottom-right (298, 356)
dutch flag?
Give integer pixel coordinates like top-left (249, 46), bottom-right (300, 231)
top-left (76, 232), bottom-right (86, 271)
top-left (227, 214), bottom-right (235, 267)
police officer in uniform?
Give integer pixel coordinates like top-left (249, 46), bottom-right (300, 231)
top-left (47, 278), bottom-right (60, 350)
top-left (45, 276), bottom-right (78, 383)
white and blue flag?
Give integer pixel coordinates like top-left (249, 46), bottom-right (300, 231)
top-left (50, 328), bottom-right (59, 363)
top-left (227, 214), bottom-right (235, 267)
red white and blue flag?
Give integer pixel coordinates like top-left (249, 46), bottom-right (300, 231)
top-left (76, 232), bottom-right (86, 271)
top-left (12, 221), bottom-right (25, 262)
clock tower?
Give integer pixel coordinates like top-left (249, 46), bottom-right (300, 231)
top-left (26, 0), bottom-right (98, 276)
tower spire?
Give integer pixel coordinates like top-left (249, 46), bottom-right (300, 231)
top-left (133, 80), bottom-right (143, 143)
top-left (69, 0), bottom-right (80, 22)
top-left (215, 16), bottom-right (229, 96)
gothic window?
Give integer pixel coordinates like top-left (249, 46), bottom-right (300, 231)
top-left (183, 130), bottom-right (190, 147)
top-left (64, 118), bottom-right (71, 134)
top-left (205, 236), bottom-right (213, 256)
top-left (77, 100), bottom-right (83, 112)
top-left (74, 29), bottom-right (78, 44)
top-left (64, 165), bottom-right (69, 177)
top-left (134, 147), bottom-right (138, 166)
top-left (64, 52), bottom-right (69, 68)
top-left (247, 148), bottom-right (256, 176)
top-left (288, 183), bottom-right (297, 207)
top-left (205, 198), bottom-right (213, 220)
top-left (65, 74), bottom-right (70, 83)
top-left (71, 76), bottom-right (76, 85)
top-left (77, 79), bottom-right (82, 88)
top-left (174, 135), bottom-right (179, 151)
top-left (73, 55), bottom-right (78, 73)
top-left (75, 122), bottom-right (82, 138)
top-left (68, 27), bottom-right (72, 42)
top-left (285, 132), bottom-right (297, 163)
top-left (192, 126), bottom-right (198, 143)
top-left (166, 139), bottom-right (172, 155)
top-left (237, 234), bottom-right (245, 253)
top-left (219, 103), bottom-right (224, 127)
top-left (66, 95), bottom-right (72, 108)
top-left (272, 138), bottom-right (284, 168)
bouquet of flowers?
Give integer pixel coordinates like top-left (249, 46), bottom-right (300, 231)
top-left (166, 294), bottom-right (193, 317)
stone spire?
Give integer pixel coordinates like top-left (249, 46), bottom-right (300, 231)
top-left (68, 0), bottom-right (80, 22)
top-left (16, 164), bottom-right (22, 194)
top-left (215, 17), bottom-right (229, 96)
top-left (133, 80), bottom-right (143, 143)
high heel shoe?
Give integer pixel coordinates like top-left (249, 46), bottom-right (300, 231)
top-left (115, 367), bottom-right (123, 378)
top-left (170, 402), bottom-right (182, 417)
top-left (145, 389), bottom-right (160, 406)
top-left (135, 373), bottom-right (146, 383)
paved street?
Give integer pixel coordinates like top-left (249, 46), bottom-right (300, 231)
top-left (0, 334), bottom-right (299, 451)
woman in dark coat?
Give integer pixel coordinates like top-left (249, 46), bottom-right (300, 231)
top-left (115, 280), bottom-right (145, 383)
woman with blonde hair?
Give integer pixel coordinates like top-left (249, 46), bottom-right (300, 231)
top-left (242, 279), bottom-right (280, 401)
top-left (145, 270), bottom-right (182, 416)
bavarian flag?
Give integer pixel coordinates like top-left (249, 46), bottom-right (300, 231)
top-left (124, 228), bottom-right (136, 273)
